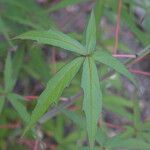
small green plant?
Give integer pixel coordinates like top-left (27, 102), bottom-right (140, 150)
top-left (0, 0), bottom-right (150, 150)
top-left (15, 11), bottom-right (135, 150)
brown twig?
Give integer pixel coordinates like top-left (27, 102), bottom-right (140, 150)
top-left (24, 95), bottom-right (70, 102)
top-left (113, 54), bottom-right (136, 58)
top-left (0, 123), bottom-right (20, 129)
top-left (105, 122), bottom-right (125, 130)
top-left (25, 95), bottom-right (38, 101)
top-left (33, 140), bottom-right (39, 150)
top-left (18, 139), bottom-right (35, 150)
top-left (126, 44), bottom-right (150, 67)
top-left (113, 0), bottom-right (123, 54)
top-left (129, 69), bottom-right (150, 76)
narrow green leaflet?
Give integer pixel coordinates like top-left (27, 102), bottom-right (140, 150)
top-left (94, 0), bottom-right (105, 36)
top-left (24, 57), bottom-right (84, 133)
top-left (6, 15), bottom-right (42, 30)
top-left (2, 0), bottom-right (53, 30)
top-left (61, 109), bottom-right (108, 147)
top-left (46, 0), bottom-right (89, 13)
top-left (0, 96), bottom-right (5, 115)
top-left (122, 9), bottom-right (150, 46)
top-left (28, 46), bottom-right (50, 83)
top-left (85, 11), bottom-right (96, 53)
top-left (61, 108), bottom-right (86, 129)
top-left (81, 57), bottom-right (102, 150)
top-left (7, 93), bottom-right (30, 124)
top-left (107, 137), bottom-right (150, 149)
top-left (133, 100), bottom-right (142, 130)
top-left (14, 30), bottom-right (87, 55)
top-left (103, 94), bottom-right (133, 120)
top-left (4, 53), bottom-right (15, 93)
top-left (12, 49), bottom-right (24, 80)
top-left (0, 16), bottom-right (14, 47)
top-left (93, 50), bottom-right (136, 85)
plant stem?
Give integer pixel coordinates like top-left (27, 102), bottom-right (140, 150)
top-left (129, 69), bottom-right (150, 76)
top-left (113, 0), bottom-right (122, 54)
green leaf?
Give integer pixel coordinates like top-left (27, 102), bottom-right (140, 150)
top-left (0, 16), bottom-right (14, 47)
top-left (24, 57), bottom-right (84, 134)
top-left (61, 108), bottom-right (86, 129)
top-left (85, 11), bottom-right (96, 53)
top-left (14, 30), bottom-right (87, 55)
top-left (6, 15), bottom-right (42, 30)
top-left (28, 45), bottom-right (50, 83)
top-left (122, 8), bottom-right (150, 46)
top-left (7, 93), bottom-right (30, 124)
top-left (81, 146), bottom-right (101, 150)
top-left (103, 94), bottom-right (133, 120)
top-left (4, 53), bottom-right (15, 93)
top-left (133, 100), bottom-right (142, 130)
top-left (81, 57), bottom-right (102, 150)
top-left (61, 108), bottom-right (108, 147)
top-left (2, 0), bottom-right (53, 30)
top-left (108, 138), bottom-right (150, 149)
top-left (46, 0), bottom-right (89, 13)
top-left (93, 49), bottom-right (136, 85)
top-left (0, 96), bottom-right (5, 115)
top-left (12, 49), bottom-right (24, 80)
top-left (94, 0), bottom-right (105, 39)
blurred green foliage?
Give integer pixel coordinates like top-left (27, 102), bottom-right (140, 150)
top-left (0, 0), bottom-right (150, 150)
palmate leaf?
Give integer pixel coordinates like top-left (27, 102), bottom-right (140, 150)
top-left (14, 30), bottom-right (87, 55)
top-left (24, 57), bottom-right (84, 134)
top-left (81, 57), bottom-right (102, 150)
top-left (93, 49), bottom-right (136, 85)
top-left (7, 93), bottom-right (30, 124)
top-left (85, 10), bottom-right (96, 53)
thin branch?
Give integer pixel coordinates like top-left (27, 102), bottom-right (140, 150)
top-left (25, 96), bottom-right (38, 101)
top-left (105, 122), bottom-right (125, 130)
top-left (34, 140), bottom-right (39, 150)
top-left (129, 69), bottom-right (150, 76)
top-left (0, 123), bottom-right (20, 129)
top-left (113, 0), bottom-right (123, 54)
top-left (18, 139), bottom-right (35, 150)
top-left (39, 92), bottom-right (82, 123)
top-left (113, 54), bottom-right (136, 58)
top-left (24, 95), bottom-right (70, 102)
top-left (126, 44), bottom-right (150, 67)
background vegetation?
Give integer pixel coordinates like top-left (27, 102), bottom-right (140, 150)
top-left (0, 0), bottom-right (150, 150)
